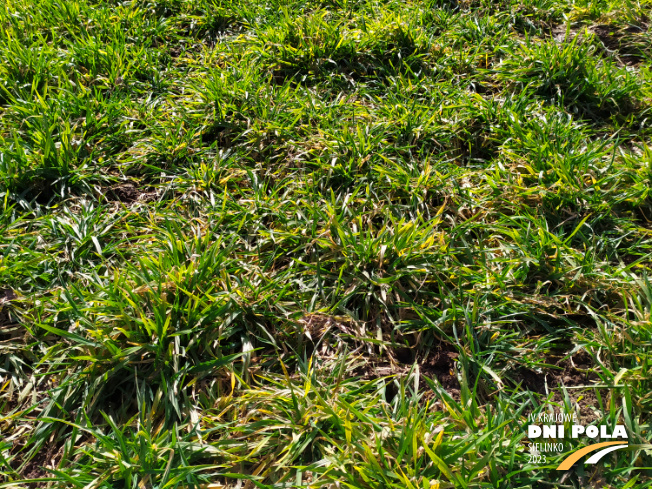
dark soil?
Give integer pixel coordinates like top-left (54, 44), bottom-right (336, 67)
top-left (515, 349), bottom-right (600, 391)
top-left (0, 288), bottom-right (17, 304)
top-left (515, 349), bottom-right (604, 422)
top-left (420, 342), bottom-right (461, 400)
top-left (0, 288), bottom-right (22, 340)
top-left (591, 24), bottom-right (647, 66)
top-left (110, 182), bottom-right (157, 203)
top-left (514, 367), bottom-right (549, 394)
top-left (14, 438), bottom-right (63, 489)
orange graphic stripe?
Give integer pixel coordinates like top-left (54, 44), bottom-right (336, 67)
top-left (556, 441), bottom-right (628, 471)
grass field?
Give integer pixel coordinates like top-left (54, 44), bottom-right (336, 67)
top-left (1, 0), bottom-right (652, 486)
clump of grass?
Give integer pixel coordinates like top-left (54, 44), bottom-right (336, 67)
top-left (495, 34), bottom-right (643, 120)
top-left (252, 11), bottom-right (435, 83)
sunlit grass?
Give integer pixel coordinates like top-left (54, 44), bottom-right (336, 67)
top-left (1, 0), bottom-right (652, 486)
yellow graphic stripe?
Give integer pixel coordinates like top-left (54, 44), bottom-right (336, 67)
top-left (556, 441), bottom-right (628, 471)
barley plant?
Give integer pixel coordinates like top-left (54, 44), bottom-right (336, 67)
top-left (1, 0), bottom-right (652, 487)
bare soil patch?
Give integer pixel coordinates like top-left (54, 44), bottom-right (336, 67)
top-left (110, 182), bottom-right (157, 203)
